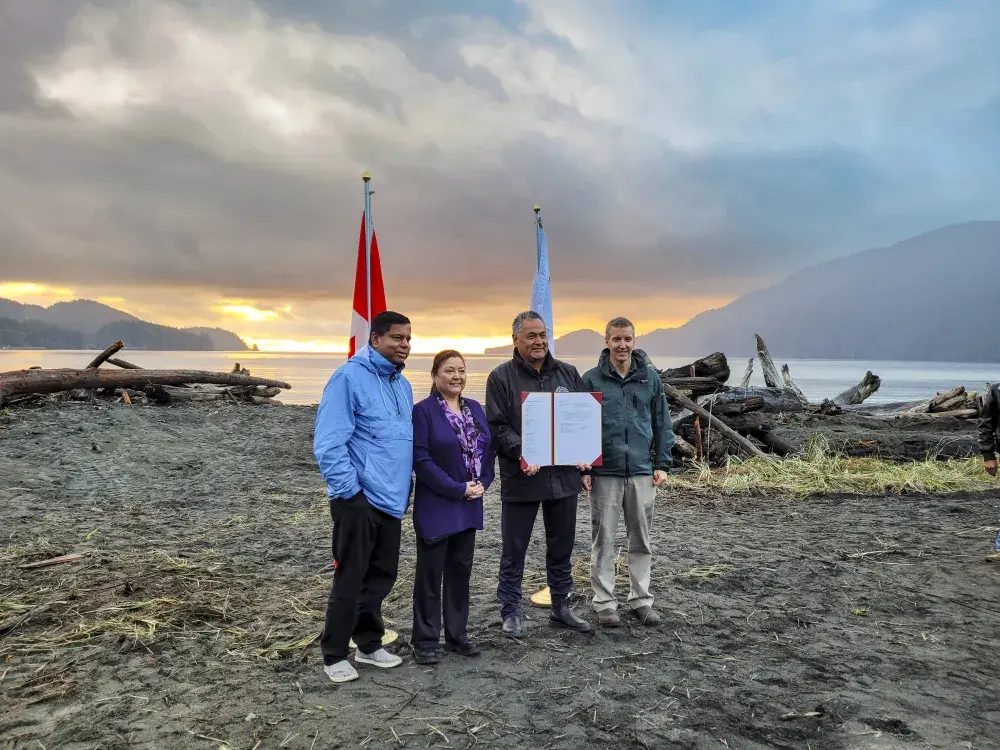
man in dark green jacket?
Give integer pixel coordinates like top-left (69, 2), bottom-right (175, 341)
top-left (978, 383), bottom-right (1000, 562)
top-left (582, 317), bottom-right (675, 627)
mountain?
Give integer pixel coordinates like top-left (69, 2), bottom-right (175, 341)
top-left (639, 221), bottom-right (1000, 361)
top-left (0, 318), bottom-right (85, 349)
top-left (185, 327), bottom-right (251, 351)
top-left (0, 299), bottom-right (248, 351)
top-left (490, 222), bottom-right (1000, 362)
top-left (43, 300), bottom-right (141, 337)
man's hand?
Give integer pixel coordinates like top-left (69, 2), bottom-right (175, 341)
top-left (576, 463), bottom-right (592, 472)
top-left (986, 459), bottom-right (997, 477)
top-left (523, 464), bottom-right (541, 476)
top-left (653, 470), bottom-right (668, 486)
top-left (582, 475), bottom-right (592, 492)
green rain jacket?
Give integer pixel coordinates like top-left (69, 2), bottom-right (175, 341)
top-left (582, 349), bottom-right (675, 477)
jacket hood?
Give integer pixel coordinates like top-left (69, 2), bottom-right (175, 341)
top-left (352, 344), bottom-right (405, 378)
top-left (597, 347), bottom-right (650, 376)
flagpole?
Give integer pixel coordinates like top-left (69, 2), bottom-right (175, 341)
top-left (533, 204), bottom-right (541, 266)
top-left (362, 172), bottom-right (373, 333)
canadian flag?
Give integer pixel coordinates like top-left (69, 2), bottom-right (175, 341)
top-left (348, 211), bottom-right (387, 357)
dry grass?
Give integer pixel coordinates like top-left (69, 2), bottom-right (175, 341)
top-left (0, 545), bottom-right (330, 663)
top-left (662, 435), bottom-right (997, 497)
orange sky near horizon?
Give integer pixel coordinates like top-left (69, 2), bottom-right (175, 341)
top-left (0, 280), bottom-right (733, 354)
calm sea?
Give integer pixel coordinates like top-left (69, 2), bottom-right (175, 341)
top-left (3, 350), bottom-right (998, 406)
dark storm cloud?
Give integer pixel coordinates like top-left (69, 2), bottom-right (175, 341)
top-left (0, 0), bottom-right (998, 316)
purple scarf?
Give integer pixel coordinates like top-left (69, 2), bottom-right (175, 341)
top-left (435, 392), bottom-right (482, 481)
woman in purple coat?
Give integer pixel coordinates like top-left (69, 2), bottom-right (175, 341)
top-left (410, 350), bottom-right (495, 665)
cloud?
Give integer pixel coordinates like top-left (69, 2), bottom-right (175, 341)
top-left (0, 0), bottom-right (997, 345)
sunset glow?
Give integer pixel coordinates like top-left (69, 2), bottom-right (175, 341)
top-left (0, 282), bottom-right (75, 301)
top-left (218, 304), bottom-right (280, 322)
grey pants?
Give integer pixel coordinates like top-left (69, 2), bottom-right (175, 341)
top-left (590, 475), bottom-right (655, 612)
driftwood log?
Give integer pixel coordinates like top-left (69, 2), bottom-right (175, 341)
top-left (740, 358), bottom-right (754, 388)
top-left (832, 371), bottom-right (881, 405)
top-left (779, 364), bottom-right (808, 404)
top-left (107, 357), bottom-right (143, 370)
top-left (662, 382), bottom-right (768, 459)
top-left (755, 335), bottom-right (784, 390)
top-left (144, 384), bottom-right (282, 404)
top-left (660, 352), bottom-right (730, 383)
top-left (86, 341), bottom-right (124, 369)
top-left (0, 368), bottom-right (291, 406)
top-left (661, 376), bottom-right (727, 399)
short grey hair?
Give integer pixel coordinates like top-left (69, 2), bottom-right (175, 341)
top-left (512, 310), bottom-right (545, 336)
top-left (605, 317), bottom-right (636, 338)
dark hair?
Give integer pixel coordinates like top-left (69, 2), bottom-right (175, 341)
top-left (512, 310), bottom-right (545, 336)
top-left (605, 317), bottom-right (635, 338)
top-left (370, 311), bottom-right (410, 342)
top-left (430, 350), bottom-right (465, 395)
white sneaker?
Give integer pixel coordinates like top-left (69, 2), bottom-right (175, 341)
top-left (324, 660), bottom-right (359, 683)
top-left (354, 648), bottom-right (402, 669)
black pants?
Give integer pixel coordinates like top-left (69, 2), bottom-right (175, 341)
top-left (319, 494), bottom-right (401, 664)
top-left (497, 496), bottom-right (577, 620)
top-left (410, 528), bottom-right (477, 651)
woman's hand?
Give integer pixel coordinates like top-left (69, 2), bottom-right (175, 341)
top-left (464, 481), bottom-right (485, 498)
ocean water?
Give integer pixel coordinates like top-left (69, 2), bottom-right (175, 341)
top-left (3, 349), bottom-right (998, 407)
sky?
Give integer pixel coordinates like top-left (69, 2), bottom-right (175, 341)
top-left (0, 0), bottom-right (998, 353)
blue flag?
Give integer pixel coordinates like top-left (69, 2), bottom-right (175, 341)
top-left (530, 208), bottom-right (555, 355)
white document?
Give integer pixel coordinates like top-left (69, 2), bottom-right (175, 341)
top-left (520, 391), bottom-right (553, 468)
top-left (554, 392), bottom-right (603, 466)
top-left (520, 392), bottom-right (603, 467)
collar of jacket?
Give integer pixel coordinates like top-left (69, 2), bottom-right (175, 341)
top-left (597, 348), bottom-right (650, 381)
top-left (512, 348), bottom-right (556, 378)
top-left (353, 344), bottom-right (405, 378)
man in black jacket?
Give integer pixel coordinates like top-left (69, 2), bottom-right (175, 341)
top-left (486, 311), bottom-right (592, 636)
top-left (978, 382), bottom-right (1000, 562)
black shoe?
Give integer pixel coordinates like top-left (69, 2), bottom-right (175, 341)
top-left (502, 615), bottom-right (522, 638)
top-left (549, 602), bottom-right (591, 633)
top-left (413, 648), bottom-right (439, 665)
top-left (444, 641), bottom-right (481, 657)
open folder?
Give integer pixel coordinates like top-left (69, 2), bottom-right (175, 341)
top-left (520, 391), bottom-right (603, 468)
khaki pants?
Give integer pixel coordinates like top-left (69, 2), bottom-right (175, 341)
top-left (589, 475), bottom-right (655, 612)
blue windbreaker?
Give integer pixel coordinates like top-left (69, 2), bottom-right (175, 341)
top-left (313, 345), bottom-right (414, 519)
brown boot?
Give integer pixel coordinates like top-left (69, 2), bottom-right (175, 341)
top-left (597, 609), bottom-right (620, 628)
top-left (985, 551), bottom-right (1000, 563)
top-left (633, 606), bottom-right (661, 625)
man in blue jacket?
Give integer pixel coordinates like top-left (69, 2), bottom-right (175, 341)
top-left (583, 317), bottom-right (675, 628)
top-left (314, 311), bottom-right (414, 683)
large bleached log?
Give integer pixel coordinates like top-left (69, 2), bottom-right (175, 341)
top-left (780, 363), bottom-right (809, 403)
top-left (832, 371), bottom-right (881, 405)
top-left (661, 382), bottom-right (769, 459)
top-left (659, 352), bottom-right (730, 384)
top-left (86, 341), bottom-right (124, 369)
top-left (754, 335), bottom-right (783, 389)
top-left (0, 368), bottom-right (291, 404)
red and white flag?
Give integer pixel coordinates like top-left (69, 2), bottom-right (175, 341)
top-left (348, 211), bottom-right (386, 357)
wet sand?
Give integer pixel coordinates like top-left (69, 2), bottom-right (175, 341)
top-left (2, 403), bottom-right (999, 749)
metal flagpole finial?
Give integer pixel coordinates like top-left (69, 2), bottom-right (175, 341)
top-left (533, 204), bottom-right (541, 214)
top-left (362, 171), bottom-right (372, 183)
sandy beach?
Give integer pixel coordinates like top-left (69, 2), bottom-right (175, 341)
top-left (2, 401), bottom-right (999, 749)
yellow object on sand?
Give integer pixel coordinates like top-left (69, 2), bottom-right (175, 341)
top-left (350, 629), bottom-right (398, 649)
top-left (529, 586), bottom-right (551, 607)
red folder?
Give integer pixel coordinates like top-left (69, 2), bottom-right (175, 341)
top-left (519, 392), bottom-right (603, 468)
